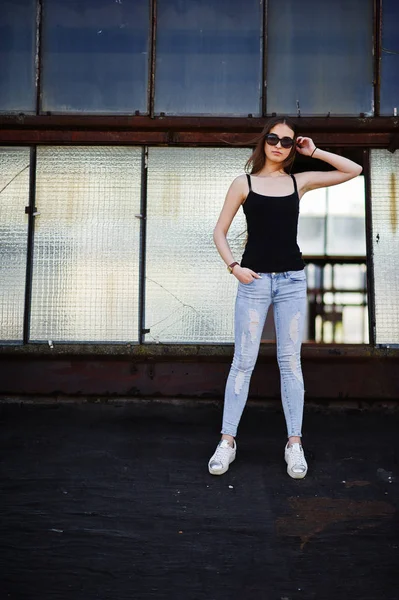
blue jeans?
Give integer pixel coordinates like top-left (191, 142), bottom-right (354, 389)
top-left (221, 270), bottom-right (307, 439)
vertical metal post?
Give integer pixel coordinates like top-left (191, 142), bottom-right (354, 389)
top-left (374, 0), bottom-right (382, 117)
top-left (149, 0), bottom-right (157, 117)
top-left (138, 147), bottom-right (148, 344)
top-left (23, 147), bottom-right (38, 344)
top-left (363, 148), bottom-right (377, 345)
top-left (262, 0), bottom-right (268, 117)
top-left (35, 0), bottom-right (43, 115)
top-left (324, 187), bottom-right (329, 256)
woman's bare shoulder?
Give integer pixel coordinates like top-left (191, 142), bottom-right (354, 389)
top-left (226, 173), bottom-right (248, 193)
top-left (222, 174), bottom-right (249, 206)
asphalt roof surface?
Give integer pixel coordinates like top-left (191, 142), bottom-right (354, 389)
top-left (1, 399), bottom-right (398, 600)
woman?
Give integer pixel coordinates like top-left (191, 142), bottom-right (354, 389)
top-left (208, 116), bottom-right (362, 479)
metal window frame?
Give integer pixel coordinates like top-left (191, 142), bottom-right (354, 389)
top-left (5, 0), bottom-right (384, 120)
top-left (22, 147), bottom-right (37, 344)
top-left (374, 0), bottom-right (382, 116)
top-left (362, 149), bottom-right (377, 345)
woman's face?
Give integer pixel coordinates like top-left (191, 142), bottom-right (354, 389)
top-left (264, 123), bottom-right (296, 165)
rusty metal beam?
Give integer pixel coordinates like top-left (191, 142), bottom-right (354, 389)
top-left (1, 115), bottom-right (399, 133)
top-left (0, 129), bottom-right (393, 147)
top-left (0, 351), bottom-right (398, 399)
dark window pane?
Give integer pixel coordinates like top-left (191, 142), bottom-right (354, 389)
top-left (267, 0), bottom-right (373, 116)
top-left (155, 0), bottom-right (263, 116)
top-left (41, 0), bottom-right (149, 114)
top-left (0, 0), bottom-right (36, 113)
top-left (380, 0), bottom-right (399, 116)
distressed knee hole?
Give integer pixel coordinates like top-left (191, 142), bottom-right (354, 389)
top-left (289, 353), bottom-right (303, 383)
top-left (248, 308), bottom-right (259, 342)
top-left (234, 370), bottom-right (245, 395)
top-left (289, 311), bottom-right (301, 344)
top-left (240, 331), bottom-right (246, 355)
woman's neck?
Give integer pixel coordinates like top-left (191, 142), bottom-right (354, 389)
top-left (254, 168), bottom-right (286, 178)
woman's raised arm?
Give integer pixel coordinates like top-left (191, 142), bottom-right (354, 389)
top-left (295, 136), bottom-right (363, 194)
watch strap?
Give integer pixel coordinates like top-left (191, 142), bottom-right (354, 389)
top-left (228, 261), bottom-right (239, 273)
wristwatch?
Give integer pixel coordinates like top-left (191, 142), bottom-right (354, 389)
top-left (227, 261), bottom-right (239, 274)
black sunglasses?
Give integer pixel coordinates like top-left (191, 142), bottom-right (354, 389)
top-left (265, 133), bottom-right (295, 149)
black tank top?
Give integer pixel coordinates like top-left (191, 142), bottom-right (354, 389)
top-left (240, 173), bottom-right (305, 273)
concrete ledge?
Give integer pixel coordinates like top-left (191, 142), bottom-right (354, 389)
top-left (1, 343), bottom-right (398, 360)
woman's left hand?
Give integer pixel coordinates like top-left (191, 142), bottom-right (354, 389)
top-left (296, 136), bottom-right (316, 157)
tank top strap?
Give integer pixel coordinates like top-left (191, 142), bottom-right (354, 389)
top-left (246, 173), bottom-right (252, 192)
top-left (290, 173), bottom-right (298, 195)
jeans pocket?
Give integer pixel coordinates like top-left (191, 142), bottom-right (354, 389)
top-left (287, 270), bottom-right (306, 282)
top-left (239, 278), bottom-right (256, 286)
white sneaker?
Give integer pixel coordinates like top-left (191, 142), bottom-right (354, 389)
top-left (285, 442), bottom-right (308, 479)
top-left (208, 439), bottom-right (236, 475)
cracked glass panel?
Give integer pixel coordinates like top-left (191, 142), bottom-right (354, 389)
top-left (0, 0), bottom-right (36, 112)
top-left (267, 0), bottom-right (374, 116)
top-left (370, 150), bottom-right (399, 345)
top-left (30, 147), bottom-right (141, 342)
top-left (0, 148), bottom-right (30, 342)
top-left (145, 148), bottom-right (248, 343)
top-left (380, 0), bottom-right (399, 116)
top-left (155, 0), bottom-right (263, 116)
top-left (41, 0), bottom-right (149, 114)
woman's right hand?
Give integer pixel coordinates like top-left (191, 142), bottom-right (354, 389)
top-left (233, 266), bottom-right (262, 284)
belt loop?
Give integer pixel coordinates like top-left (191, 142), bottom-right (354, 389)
top-left (284, 271), bottom-right (288, 279)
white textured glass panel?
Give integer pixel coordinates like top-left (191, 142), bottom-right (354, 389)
top-left (0, 147), bottom-right (30, 341)
top-left (267, 0), bottom-right (373, 116)
top-left (370, 150), bottom-right (399, 344)
top-left (145, 148), bottom-right (249, 342)
top-left (31, 147), bottom-right (141, 342)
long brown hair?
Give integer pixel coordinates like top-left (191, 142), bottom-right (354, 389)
top-left (245, 116), bottom-right (298, 174)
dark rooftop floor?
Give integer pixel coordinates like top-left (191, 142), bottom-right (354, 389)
top-left (1, 399), bottom-right (398, 600)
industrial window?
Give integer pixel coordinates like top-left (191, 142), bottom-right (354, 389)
top-left (145, 147), bottom-right (367, 344)
top-left (29, 147), bottom-right (142, 342)
top-left (296, 176), bottom-right (368, 343)
top-left (0, 147), bottom-right (31, 342)
top-left (370, 150), bottom-right (399, 345)
top-left (380, 0), bottom-right (399, 116)
top-left (266, 0), bottom-right (374, 116)
top-left (0, 146), bottom-right (371, 346)
top-left (145, 147), bottom-right (247, 342)
top-left (0, 0), bottom-right (36, 113)
top-left (154, 0), bottom-right (263, 116)
top-left (40, 0), bottom-right (150, 114)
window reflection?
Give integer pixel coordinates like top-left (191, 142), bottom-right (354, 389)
top-left (155, 0), bottom-right (263, 116)
top-left (0, 0), bottom-right (36, 112)
top-left (267, 0), bottom-right (373, 116)
top-left (380, 0), bottom-right (399, 116)
top-left (41, 0), bottom-right (149, 114)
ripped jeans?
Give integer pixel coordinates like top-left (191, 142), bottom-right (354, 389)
top-left (221, 270), bottom-right (307, 439)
